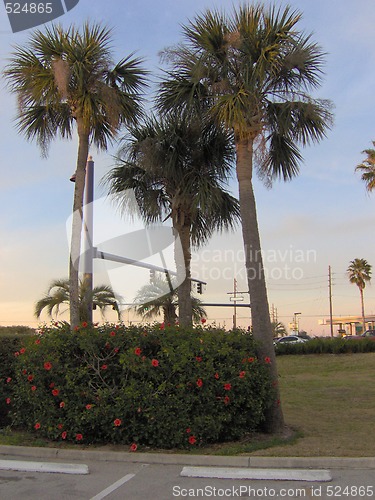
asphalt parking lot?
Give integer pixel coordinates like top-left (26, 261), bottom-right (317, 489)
top-left (0, 447), bottom-right (374, 499)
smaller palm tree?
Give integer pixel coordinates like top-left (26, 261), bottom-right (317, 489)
top-left (133, 274), bottom-right (207, 325)
top-left (271, 321), bottom-right (287, 338)
top-left (347, 259), bottom-right (372, 333)
top-left (35, 278), bottom-right (121, 323)
top-left (356, 142), bottom-right (375, 192)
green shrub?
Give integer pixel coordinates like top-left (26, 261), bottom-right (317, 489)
top-left (3, 322), bottom-right (274, 449)
top-left (275, 337), bottom-right (375, 355)
top-left (0, 336), bottom-right (22, 427)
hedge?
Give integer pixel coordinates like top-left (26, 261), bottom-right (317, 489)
top-left (2, 322), bottom-right (275, 450)
top-left (275, 337), bottom-right (375, 355)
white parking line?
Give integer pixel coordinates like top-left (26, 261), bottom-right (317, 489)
top-left (0, 459), bottom-right (89, 474)
top-left (90, 464), bottom-right (149, 500)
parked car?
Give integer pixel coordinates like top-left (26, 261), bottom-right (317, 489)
top-left (344, 329), bottom-right (375, 341)
top-left (273, 335), bottom-right (309, 346)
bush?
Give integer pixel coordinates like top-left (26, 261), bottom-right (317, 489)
top-left (275, 337), bottom-right (375, 355)
top-left (3, 322), bottom-right (274, 449)
top-left (0, 336), bottom-right (23, 427)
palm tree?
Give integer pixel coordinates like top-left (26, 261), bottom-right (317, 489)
top-left (347, 259), bottom-right (372, 334)
top-left (356, 142), bottom-right (375, 192)
top-left (157, 3), bottom-right (333, 432)
top-left (271, 321), bottom-right (287, 338)
top-left (4, 23), bottom-right (147, 329)
top-left (105, 112), bottom-right (240, 327)
top-left (35, 278), bottom-right (121, 323)
top-left (133, 273), bottom-right (207, 325)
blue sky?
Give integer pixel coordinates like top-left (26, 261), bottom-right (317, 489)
top-left (1, 0), bottom-right (375, 333)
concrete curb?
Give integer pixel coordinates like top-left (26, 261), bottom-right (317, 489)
top-left (0, 446), bottom-right (374, 469)
top-left (0, 458), bottom-right (89, 474)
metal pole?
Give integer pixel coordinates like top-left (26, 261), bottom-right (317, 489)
top-left (328, 265), bottom-right (334, 337)
top-left (233, 278), bottom-right (237, 329)
top-left (83, 156), bottom-right (94, 323)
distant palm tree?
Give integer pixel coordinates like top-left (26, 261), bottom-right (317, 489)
top-left (271, 321), bottom-right (287, 338)
top-left (347, 259), bottom-right (372, 333)
top-left (157, 3), bottom-right (333, 432)
top-left (5, 23), bottom-right (147, 328)
top-left (35, 278), bottom-right (121, 323)
top-left (356, 142), bottom-right (375, 192)
top-left (133, 274), bottom-right (207, 325)
top-left (106, 112), bottom-right (240, 327)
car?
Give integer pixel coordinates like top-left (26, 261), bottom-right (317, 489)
top-left (344, 329), bottom-right (375, 341)
top-left (273, 335), bottom-right (309, 345)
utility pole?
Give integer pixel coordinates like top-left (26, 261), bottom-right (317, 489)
top-left (233, 278), bottom-right (237, 329)
top-left (328, 265), bottom-right (334, 337)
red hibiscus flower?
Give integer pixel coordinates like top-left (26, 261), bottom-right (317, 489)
top-left (57, 423), bottom-right (63, 429)
top-left (114, 418), bottom-right (122, 427)
top-left (196, 378), bottom-right (203, 388)
top-left (224, 396), bottom-right (230, 405)
top-left (6, 377), bottom-right (11, 383)
top-left (248, 357), bottom-right (255, 363)
top-left (239, 371), bottom-right (246, 378)
top-left (110, 331), bottom-right (116, 337)
top-left (31, 386), bottom-right (37, 392)
top-left (151, 359), bottom-right (159, 367)
top-left (52, 389), bottom-right (59, 396)
top-left (14, 351), bottom-right (20, 357)
top-left (35, 339), bottom-right (41, 345)
top-left (44, 362), bottom-right (52, 371)
top-left (134, 347), bottom-right (142, 356)
top-left (34, 422), bottom-right (41, 430)
top-left (49, 382), bottom-right (55, 388)
top-left (20, 348), bottom-right (26, 354)
top-left (130, 443), bottom-right (137, 452)
top-left (264, 357), bottom-right (272, 364)
top-left (27, 375), bottom-right (34, 382)
top-left (61, 431), bottom-right (67, 440)
top-left (186, 428), bottom-right (191, 434)
top-left (224, 383), bottom-right (232, 391)
top-left (101, 364), bottom-right (108, 370)
top-left (114, 347), bottom-right (119, 353)
top-left (195, 356), bottom-right (202, 362)
top-left (201, 318), bottom-right (207, 324)
top-left (86, 404), bottom-right (92, 410)
top-left (6, 398), bottom-right (11, 405)
top-left (214, 372), bottom-right (219, 380)
top-left (75, 433), bottom-right (83, 441)
top-left (188, 436), bottom-right (197, 445)
top-left (81, 322), bottom-right (88, 328)
top-left (59, 402), bottom-right (65, 408)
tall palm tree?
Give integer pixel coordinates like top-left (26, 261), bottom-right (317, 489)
top-left (157, 3), bottom-right (333, 432)
top-left (356, 142), bottom-right (375, 192)
top-left (347, 258), bottom-right (372, 334)
top-left (133, 273), bottom-right (207, 325)
top-left (106, 112), bottom-right (240, 326)
top-left (35, 278), bottom-right (121, 323)
top-left (4, 23), bottom-right (147, 329)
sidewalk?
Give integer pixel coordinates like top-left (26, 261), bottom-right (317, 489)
top-left (1, 445), bottom-right (374, 470)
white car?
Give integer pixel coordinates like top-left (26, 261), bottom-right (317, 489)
top-left (274, 335), bottom-right (308, 345)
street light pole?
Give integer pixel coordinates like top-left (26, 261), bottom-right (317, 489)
top-left (83, 156), bottom-right (94, 323)
top-left (293, 312), bottom-right (301, 334)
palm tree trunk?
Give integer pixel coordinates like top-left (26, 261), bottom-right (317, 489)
top-left (69, 120), bottom-right (90, 330)
top-left (235, 138), bottom-right (284, 433)
top-left (174, 222), bottom-right (193, 327)
top-left (360, 287), bottom-right (366, 333)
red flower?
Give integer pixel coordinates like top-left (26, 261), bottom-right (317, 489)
top-left (75, 433), bottom-right (83, 441)
top-left (101, 364), bottom-right (108, 370)
top-left (31, 386), bottom-right (37, 391)
top-left (196, 378), bottom-right (203, 388)
top-left (160, 322), bottom-right (165, 330)
top-left (81, 322), bottom-right (88, 328)
top-left (134, 347), bottom-right (142, 356)
top-left (224, 396), bottom-right (230, 405)
top-left (110, 331), bottom-right (116, 337)
top-left (195, 356), bottom-right (202, 362)
top-left (44, 362), bottom-right (52, 371)
top-left (201, 318), bottom-right (207, 324)
top-left (86, 404), bottom-right (92, 410)
top-left (20, 348), bottom-right (26, 354)
top-left (264, 357), bottom-right (272, 364)
top-left (151, 359), bottom-right (159, 367)
top-left (239, 371), bottom-right (246, 379)
top-left (214, 372), bottom-right (219, 380)
top-left (27, 375), bottom-right (33, 382)
top-left (6, 377), bottom-right (11, 383)
top-left (114, 347), bottom-right (119, 353)
top-left (61, 431), bottom-right (67, 440)
top-left (6, 398), bottom-right (11, 405)
top-left (59, 402), bottom-right (65, 408)
top-left (14, 352), bottom-right (20, 357)
top-left (57, 423), bottom-right (63, 429)
top-left (130, 443), bottom-right (137, 452)
top-left (49, 382), bottom-right (55, 388)
top-left (186, 428), bottom-right (191, 434)
top-left (52, 389), bottom-right (59, 396)
top-left (224, 383), bottom-right (232, 391)
top-left (35, 339), bottom-right (41, 345)
top-left (188, 436), bottom-right (197, 445)
top-left (34, 422), bottom-right (41, 430)
top-left (248, 357), bottom-right (255, 363)
top-left (114, 418), bottom-right (122, 427)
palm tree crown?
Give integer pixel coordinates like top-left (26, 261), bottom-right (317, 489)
top-left (356, 142), bottom-right (375, 192)
top-left (35, 278), bottom-right (121, 323)
top-left (4, 22), bottom-right (147, 328)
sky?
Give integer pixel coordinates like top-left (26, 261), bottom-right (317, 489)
top-left (1, 0), bottom-right (375, 334)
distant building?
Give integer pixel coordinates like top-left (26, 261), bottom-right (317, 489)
top-left (319, 315), bottom-right (375, 336)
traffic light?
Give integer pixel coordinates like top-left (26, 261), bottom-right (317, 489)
top-left (197, 282), bottom-right (203, 294)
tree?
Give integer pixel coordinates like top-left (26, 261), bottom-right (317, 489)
top-left (5, 23), bottom-right (147, 329)
top-left (133, 273), bottom-right (207, 325)
top-left (347, 258), bottom-right (372, 334)
top-left (35, 278), bottom-right (121, 323)
top-left (157, 3), bottom-right (333, 432)
top-left (356, 142), bottom-right (375, 192)
top-left (271, 321), bottom-right (287, 338)
top-left (106, 112), bottom-right (240, 326)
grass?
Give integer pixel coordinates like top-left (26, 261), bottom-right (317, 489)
top-left (1, 353), bottom-right (374, 457)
